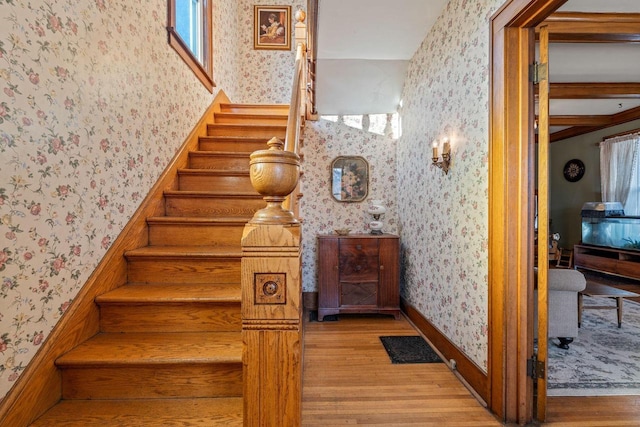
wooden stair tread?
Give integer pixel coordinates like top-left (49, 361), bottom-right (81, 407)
top-left (215, 112), bottom-right (288, 119)
top-left (207, 123), bottom-right (286, 130)
top-left (125, 245), bottom-right (242, 258)
top-left (96, 283), bottom-right (241, 304)
top-left (56, 332), bottom-right (241, 366)
top-left (220, 102), bottom-right (288, 112)
top-left (178, 169), bottom-right (250, 176)
top-left (146, 216), bottom-right (252, 225)
top-left (164, 190), bottom-right (262, 197)
top-left (190, 150), bottom-right (252, 156)
top-left (30, 398), bottom-right (243, 426)
top-left (199, 136), bottom-right (270, 142)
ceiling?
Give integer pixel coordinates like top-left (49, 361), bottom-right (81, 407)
top-left (314, 0), bottom-right (640, 141)
top-left (315, 0), bottom-right (448, 115)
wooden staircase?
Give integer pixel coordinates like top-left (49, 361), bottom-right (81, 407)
top-left (29, 104), bottom-right (290, 426)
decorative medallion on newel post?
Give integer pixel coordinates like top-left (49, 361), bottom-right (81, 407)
top-left (241, 137), bottom-right (303, 426)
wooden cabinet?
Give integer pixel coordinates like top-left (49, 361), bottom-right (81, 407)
top-left (574, 244), bottom-right (640, 280)
top-left (317, 234), bottom-right (400, 321)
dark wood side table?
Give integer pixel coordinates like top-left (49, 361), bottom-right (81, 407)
top-left (317, 234), bottom-right (400, 321)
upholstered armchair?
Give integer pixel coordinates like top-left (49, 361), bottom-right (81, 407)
top-left (534, 268), bottom-right (587, 349)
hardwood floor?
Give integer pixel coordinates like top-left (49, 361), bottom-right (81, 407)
top-left (301, 313), bottom-right (640, 426)
top-left (301, 314), bottom-right (501, 426)
top-left (547, 396), bottom-right (640, 426)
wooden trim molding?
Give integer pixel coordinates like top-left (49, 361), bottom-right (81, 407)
top-left (538, 82), bottom-right (640, 99)
top-left (489, 0), bottom-right (567, 423)
top-left (550, 106), bottom-right (640, 142)
top-left (401, 300), bottom-right (489, 404)
top-left (540, 12), bottom-right (640, 43)
top-left (0, 91), bottom-right (230, 427)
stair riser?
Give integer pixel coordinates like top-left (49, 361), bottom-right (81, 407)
top-left (127, 258), bottom-right (241, 284)
top-left (219, 104), bottom-right (288, 115)
top-left (199, 139), bottom-right (268, 152)
top-left (29, 398), bottom-right (243, 427)
top-left (148, 223), bottom-right (245, 246)
top-left (165, 196), bottom-right (264, 217)
top-left (178, 174), bottom-right (255, 193)
top-left (207, 125), bottom-right (286, 139)
top-left (188, 155), bottom-right (250, 170)
top-left (61, 364), bottom-right (242, 399)
top-left (214, 115), bottom-right (288, 126)
top-left (99, 303), bottom-right (241, 333)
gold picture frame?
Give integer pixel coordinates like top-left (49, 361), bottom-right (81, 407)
top-left (253, 5), bottom-right (291, 50)
top-left (330, 156), bottom-right (369, 202)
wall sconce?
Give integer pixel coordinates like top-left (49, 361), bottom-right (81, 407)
top-left (432, 137), bottom-right (451, 175)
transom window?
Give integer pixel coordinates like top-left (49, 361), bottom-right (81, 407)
top-left (167, 0), bottom-right (214, 92)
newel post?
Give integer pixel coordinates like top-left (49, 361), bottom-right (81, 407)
top-left (242, 138), bottom-right (302, 426)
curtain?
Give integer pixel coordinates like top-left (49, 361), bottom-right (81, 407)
top-left (600, 133), bottom-right (640, 213)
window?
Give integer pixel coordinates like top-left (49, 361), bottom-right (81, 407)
top-left (167, 0), bottom-right (214, 92)
top-left (626, 156), bottom-right (640, 216)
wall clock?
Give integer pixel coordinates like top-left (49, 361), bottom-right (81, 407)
top-left (563, 159), bottom-right (585, 182)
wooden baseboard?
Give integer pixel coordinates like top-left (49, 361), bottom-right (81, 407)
top-left (401, 298), bottom-right (489, 404)
top-left (302, 291), bottom-right (318, 310)
top-left (0, 91), bottom-right (230, 427)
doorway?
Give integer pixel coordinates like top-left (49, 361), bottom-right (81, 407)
top-left (489, 0), bottom-right (640, 423)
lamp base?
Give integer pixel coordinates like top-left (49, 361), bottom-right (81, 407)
top-left (370, 230), bottom-right (383, 235)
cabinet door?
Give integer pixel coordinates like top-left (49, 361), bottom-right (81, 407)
top-left (318, 238), bottom-right (340, 309)
top-left (339, 238), bottom-right (379, 307)
top-left (378, 237), bottom-right (399, 308)
top-left (338, 239), bottom-right (378, 281)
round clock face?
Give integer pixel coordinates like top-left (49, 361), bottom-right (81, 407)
top-left (563, 159), bottom-right (585, 182)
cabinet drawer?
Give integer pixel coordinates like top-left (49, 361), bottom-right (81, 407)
top-left (340, 282), bottom-right (377, 306)
top-left (339, 239), bottom-right (378, 281)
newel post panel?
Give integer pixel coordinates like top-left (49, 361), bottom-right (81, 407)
top-left (242, 137), bottom-right (302, 426)
top-left (241, 224), bottom-right (302, 426)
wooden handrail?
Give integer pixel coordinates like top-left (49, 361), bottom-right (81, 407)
top-left (282, 10), bottom-right (308, 217)
top-left (284, 42), bottom-right (305, 155)
top-left (285, 9), bottom-right (308, 153)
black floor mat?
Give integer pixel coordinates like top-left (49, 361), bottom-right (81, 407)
top-left (379, 335), bottom-right (443, 364)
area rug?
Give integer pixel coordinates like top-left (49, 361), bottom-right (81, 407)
top-left (547, 297), bottom-right (640, 396)
top-left (379, 336), bottom-right (442, 364)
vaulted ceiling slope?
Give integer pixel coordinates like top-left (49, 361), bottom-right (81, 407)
top-left (314, 0), bottom-right (640, 136)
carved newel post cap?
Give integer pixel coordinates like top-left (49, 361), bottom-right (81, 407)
top-left (249, 137), bottom-right (300, 225)
top-left (295, 9), bottom-right (306, 23)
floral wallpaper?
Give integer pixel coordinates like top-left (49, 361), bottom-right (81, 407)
top-left (213, 1), bottom-right (242, 101)
top-left (300, 115), bottom-right (399, 292)
top-left (396, 0), bottom-right (504, 372)
top-left (0, 0), bottom-right (513, 402)
top-left (0, 0), bottom-right (240, 401)
top-left (236, 0), bottom-right (305, 104)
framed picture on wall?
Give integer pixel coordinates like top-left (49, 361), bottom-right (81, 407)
top-left (253, 5), bottom-right (291, 50)
top-left (330, 156), bottom-right (369, 202)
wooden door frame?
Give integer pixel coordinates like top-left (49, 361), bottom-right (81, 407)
top-left (488, 0), bottom-right (567, 423)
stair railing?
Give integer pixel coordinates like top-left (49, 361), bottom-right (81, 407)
top-left (240, 9), bottom-right (308, 427)
top-left (282, 10), bottom-right (308, 218)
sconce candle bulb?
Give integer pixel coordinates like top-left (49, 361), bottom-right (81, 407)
top-left (432, 137), bottom-right (452, 175)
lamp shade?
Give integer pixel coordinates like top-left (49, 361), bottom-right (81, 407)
top-left (367, 199), bottom-right (386, 215)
